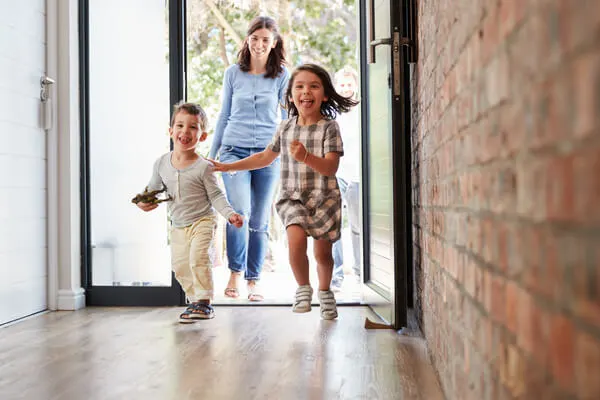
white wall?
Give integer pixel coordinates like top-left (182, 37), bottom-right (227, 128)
top-left (0, 0), bottom-right (84, 322)
top-left (0, 0), bottom-right (48, 324)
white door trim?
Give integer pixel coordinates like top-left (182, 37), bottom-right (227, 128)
top-left (46, 0), bottom-right (59, 311)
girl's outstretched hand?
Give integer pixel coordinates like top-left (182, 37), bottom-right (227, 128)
top-left (208, 159), bottom-right (231, 172)
top-left (228, 213), bottom-right (244, 228)
top-left (290, 140), bottom-right (308, 163)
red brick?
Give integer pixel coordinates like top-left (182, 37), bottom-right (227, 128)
top-left (522, 357), bottom-right (550, 400)
top-left (516, 157), bottom-right (547, 221)
top-left (480, 7), bottom-right (500, 65)
top-left (505, 345), bottom-right (526, 397)
top-left (483, 267), bottom-right (493, 314)
top-left (570, 51), bottom-right (600, 138)
top-left (532, 76), bottom-right (571, 150)
top-left (486, 49), bottom-right (510, 107)
top-left (539, 229), bottom-right (560, 302)
top-left (474, 264), bottom-right (484, 305)
top-left (498, 0), bottom-right (522, 40)
top-left (465, 259), bottom-right (476, 299)
top-left (572, 238), bottom-right (600, 329)
top-left (496, 221), bottom-right (509, 273)
top-left (549, 313), bottom-right (575, 390)
top-left (522, 226), bottom-right (543, 293)
top-left (481, 317), bottom-right (494, 362)
top-left (506, 224), bottom-right (525, 281)
top-left (507, 18), bottom-right (537, 95)
top-left (481, 218), bottom-right (497, 265)
top-left (575, 330), bottom-right (600, 399)
top-left (497, 100), bottom-right (527, 158)
top-left (518, 293), bottom-right (551, 367)
top-left (573, 146), bottom-right (600, 226)
top-left (558, 0), bottom-right (600, 54)
top-left (505, 281), bottom-right (519, 335)
top-left (491, 275), bottom-right (506, 324)
top-left (545, 154), bottom-right (576, 223)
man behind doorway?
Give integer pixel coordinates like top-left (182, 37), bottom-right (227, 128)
top-left (331, 66), bottom-right (361, 291)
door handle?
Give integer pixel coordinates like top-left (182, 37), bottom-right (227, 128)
top-left (369, 38), bottom-right (391, 64)
top-left (367, 0), bottom-right (413, 64)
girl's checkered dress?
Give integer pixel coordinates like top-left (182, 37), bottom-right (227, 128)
top-left (268, 117), bottom-right (344, 241)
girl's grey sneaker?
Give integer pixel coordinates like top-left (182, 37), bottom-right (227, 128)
top-left (318, 290), bottom-right (338, 320)
top-left (293, 285), bottom-right (313, 313)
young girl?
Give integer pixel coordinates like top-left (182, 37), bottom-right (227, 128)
top-left (211, 64), bottom-right (358, 319)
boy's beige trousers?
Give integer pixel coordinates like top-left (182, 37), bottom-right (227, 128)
top-left (170, 215), bottom-right (217, 302)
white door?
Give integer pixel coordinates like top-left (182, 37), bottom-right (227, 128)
top-left (0, 0), bottom-right (48, 324)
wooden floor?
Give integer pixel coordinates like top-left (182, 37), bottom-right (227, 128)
top-left (0, 307), bottom-right (444, 400)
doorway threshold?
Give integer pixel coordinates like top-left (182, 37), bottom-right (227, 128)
top-left (212, 263), bottom-right (362, 306)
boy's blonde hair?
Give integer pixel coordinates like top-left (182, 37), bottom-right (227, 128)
top-left (170, 101), bottom-right (208, 130)
top-left (334, 66), bottom-right (359, 86)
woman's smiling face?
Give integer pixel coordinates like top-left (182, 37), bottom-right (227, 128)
top-left (247, 28), bottom-right (277, 62)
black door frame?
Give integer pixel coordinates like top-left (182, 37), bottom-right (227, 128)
top-left (80, 0), bottom-right (414, 310)
top-left (358, 0), bottom-right (415, 329)
top-left (80, 0), bottom-right (187, 306)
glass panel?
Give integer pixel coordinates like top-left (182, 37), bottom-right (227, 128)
top-left (89, 0), bottom-right (171, 286)
top-left (368, 45), bottom-right (394, 293)
top-left (367, 0), bottom-right (394, 293)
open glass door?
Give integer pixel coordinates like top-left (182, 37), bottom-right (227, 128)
top-left (182, 0), bottom-right (362, 304)
top-left (360, 0), bottom-right (412, 328)
top-left (82, 0), bottom-right (185, 305)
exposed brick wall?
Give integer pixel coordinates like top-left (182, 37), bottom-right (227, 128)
top-left (411, 0), bottom-right (600, 398)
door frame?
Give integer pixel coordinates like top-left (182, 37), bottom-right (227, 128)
top-left (80, 0), bottom-right (187, 306)
top-left (359, 0), bottom-right (415, 329)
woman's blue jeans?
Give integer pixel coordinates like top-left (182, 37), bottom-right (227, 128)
top-left (219, 145), bottom-right (280, 280)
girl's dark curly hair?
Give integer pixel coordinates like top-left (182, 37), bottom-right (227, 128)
top-left (285, 64), bottom-right (359, 120)
top-left (237, 16), bottom-right (286, 79)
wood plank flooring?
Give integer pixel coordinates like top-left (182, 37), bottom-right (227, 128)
top-left (0, 307), bottom-right (444, 400)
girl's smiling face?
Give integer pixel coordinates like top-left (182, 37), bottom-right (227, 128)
top-left (169, 111), bottom-right (205, 152)
top-left (290, 70), bottom-right (328, 123)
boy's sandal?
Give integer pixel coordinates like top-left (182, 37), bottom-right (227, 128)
top-left (224, 288), bottom-right (239, 298)
top-left (179, 303), bottom-right (215, 323)
top-left (179, 308), bottom-right (197, 323)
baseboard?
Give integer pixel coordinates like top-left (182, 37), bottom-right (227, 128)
top-left (57, 288), bottom-right (86, 310)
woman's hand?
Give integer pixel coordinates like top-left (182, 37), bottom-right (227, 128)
top-left (290, 140), bottom-right (308, 163)
top-left (228, 213), bottom-right (244, 228)
top-left (136, 202), bottom-right (159, 212)
top-left (208, 159), bottom-right (232, 172)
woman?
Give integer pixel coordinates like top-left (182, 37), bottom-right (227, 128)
top-left (209, 16), bottom-right (289, 301)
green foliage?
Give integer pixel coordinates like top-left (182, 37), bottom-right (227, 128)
top-left (185, 0), bottom-right (358, 139)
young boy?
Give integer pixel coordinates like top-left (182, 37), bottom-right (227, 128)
top-left (136, 102), bottom-right (244, 323)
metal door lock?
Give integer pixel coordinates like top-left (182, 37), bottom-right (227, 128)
top-left (40, 76), bottom-right (55, 102)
